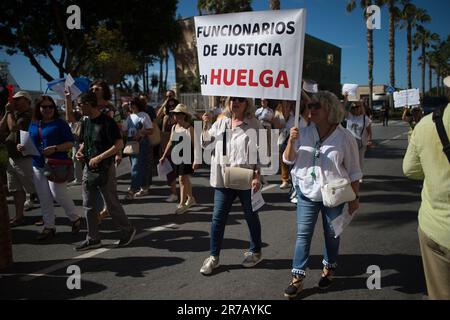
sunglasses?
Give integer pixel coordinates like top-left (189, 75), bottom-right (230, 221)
top-left (307, 102), bottom-right (322, 110)
top-left (231, 97), bottom-right (246, 103)
top-left (40, 105), bottom-right (55, 109)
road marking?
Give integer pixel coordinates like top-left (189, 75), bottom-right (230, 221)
top-left (378, 132), bottom-right (408, 145)
top-left (1, 273), bottom-right (69, 279)
top-left (19, 223), bottom-right (179, 282)
top-left (262, 184), bottom-right (277, 192)
top-left (142, 223), bottom-right (177, 234)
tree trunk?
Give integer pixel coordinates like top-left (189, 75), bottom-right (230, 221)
top-left (436, 68), bottom-right (440, 95)
top-left (428, 64), bottom-right (432, 94)
top-left (421, 44), bottom-right (426, 97)
top-left (0, 182), bottom-right (13, 270)
top-left (407, 23), bottom-right (412, 89)
top-left (389, 1), bottom-right (395, 87)
top-left (164, 51), bottom-right (169, 92)
top-left (159, 54), bottom-right (164, 98)
top-left (367, 0), bottom-right (374, 110)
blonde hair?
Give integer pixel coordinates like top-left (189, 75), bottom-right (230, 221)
top-left (222, 97), bottom-right (255, 119)
top-left (314, 91), bottom-right (345, 124)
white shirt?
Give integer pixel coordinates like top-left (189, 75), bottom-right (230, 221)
top-left (202, 116), bottom-right (262, 188)
top-left (346, 114), bottom-right (371, 146)
top-left (122, 112), bottom-right (153, 138)
top-left (283, 124), bottom-right (362, 201)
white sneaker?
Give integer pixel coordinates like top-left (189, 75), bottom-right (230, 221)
top-left (134, 189), bottom-right (150, 197)
top-left (280, 182), bottom-right (291, 189)
top-left (24, 200), bottom-right (34, 211)
top-left (175, 204), bottom-right (189, 215)
top-left (290, 189), bottom-right (297, 200)
top-left (242, 252), bottom-right (262, 268)
top-left (200, 256), bottom-right (220, 275)
top-left (165, 194), bottom-right (178, 203)
top-left (185, 197), bottom-right (197, 208)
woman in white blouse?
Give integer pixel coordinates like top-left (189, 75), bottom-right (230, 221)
top-left (199, 97), bottom-right (263, 276)
top-left (345, 100), bottom-right (373, 176)
top-left (282, 91), bottom-right (362, 298)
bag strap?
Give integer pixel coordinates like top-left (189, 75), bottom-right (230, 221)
top-left (222, 127), bottom-right (227, 156)
top-left (38, 121), bottom-right (45, 155)
top-left (360, 114), bottom-right (365, 139)
top-left (432, 104), bottom-right (450, 164)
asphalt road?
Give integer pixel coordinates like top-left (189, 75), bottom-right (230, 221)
top-left (0, 120), bottom-right (426, 301)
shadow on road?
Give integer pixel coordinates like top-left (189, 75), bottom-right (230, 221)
top-left (243, 253), bottom-right (425, 299)
top-left (0, 255), bottom-right (185, 299)
top-left (366, 145), bottom-right (407, 160)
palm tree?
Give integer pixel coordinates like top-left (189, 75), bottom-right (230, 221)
top-left (399, 3), bottom-right (430, 89)
top-left (347, 0), bottom-right (374, 109)
top-left (431, 38), bottom-right (450, 95)
top-left (413, 26), bottom-right (439, 96)
top-left (376, 0), bottom-right (404, 88)
top-left (426, 50), bottom-right (436, 94)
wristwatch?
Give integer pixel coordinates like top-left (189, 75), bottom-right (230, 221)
top-left (54, 146), bottom-right (58, 152)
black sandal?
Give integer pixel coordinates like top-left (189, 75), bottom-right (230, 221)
top-left (37, 228), bottom-right (56, 241)
top-left (71, 218), bottom-right (82, 235)
top-left (318, 270), bottom-right (334, 289)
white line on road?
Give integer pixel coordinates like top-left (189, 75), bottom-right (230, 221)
top-left (1, 273), bottom-right (69, 279)
top-left (378, 132), bottom-right (408, 145)
top-left (262, 184), bottom-right (277, 192)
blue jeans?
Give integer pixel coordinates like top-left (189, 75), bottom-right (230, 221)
top-left (130, 138), bottom-right (149, 191)
top-left (292, 186), bottom-right (345, 278)
top-left (210, 188), bottom-right (262, 257)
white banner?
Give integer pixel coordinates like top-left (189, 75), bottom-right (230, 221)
top-left (393, 88), bottom-right (420, 109)
top-left (342, 84), bottom-right (358, 98)
top-left (194, 9), bottom-right (306, 100)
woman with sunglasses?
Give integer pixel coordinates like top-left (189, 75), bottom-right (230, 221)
top-left (17, 96), bottom-right (81, 241)
top-left (345, 100), bottom-right (373, 177)
top-left (282, 91), bottom-right (362, 298)
top-left (199, 96), bottom-right (263, 275)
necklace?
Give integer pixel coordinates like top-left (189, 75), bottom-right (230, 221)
top-left (310, 124), bottom-right (337, 180)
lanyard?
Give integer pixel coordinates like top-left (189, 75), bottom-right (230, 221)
top-left (38, 121), bottom-right (45, 154)
top-left (310, 140), bottom-right (321, 180)
top-left (310, 125), bottom-right (337, 180)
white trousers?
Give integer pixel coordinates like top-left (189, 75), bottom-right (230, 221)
top-left (359, 145), bottom-right (367, 172)
top-left (33, 167), bottom-right (80, 229)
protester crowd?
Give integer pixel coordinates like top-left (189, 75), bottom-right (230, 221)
top-left (1, 76), bottom-right (449, 300)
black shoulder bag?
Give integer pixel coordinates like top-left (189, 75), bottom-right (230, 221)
top-left (432, 104), bottom-right (450, 164)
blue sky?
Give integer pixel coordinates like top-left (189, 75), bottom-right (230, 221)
top-left (1, 0), bottom-right (449, 92)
